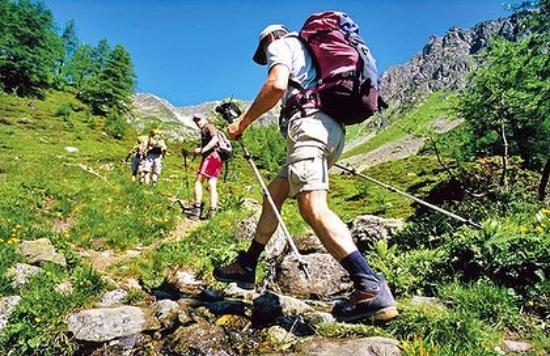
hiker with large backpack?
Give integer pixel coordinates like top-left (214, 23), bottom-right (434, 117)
top-left (185, 113), bottom-right (231, 220)
top-left (213, 12), bottom-right (397, 322)
top-left (125, 134), bottom-right (147, 182)
top-left (140, 129), bottom-right (167, 187)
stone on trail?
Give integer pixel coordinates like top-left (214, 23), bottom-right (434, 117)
top-left (302, 311), bottom-right (336, 326)
top-left (154, 299), bottom-right (179, 329)
top-left (234, 214), bottom-right (287, 260)
top-left (55, 280), bottom-right (74, 295)
top-left (165, 269), bottom-right (205, 296)
top-left (273, 253), bottom-right (352, 299)
top-left (18, 238), bottom-right (67, 267)
top-left (7, 263), bottom-right (42, 289)
top-left (215, 314), bottom-right (250, 330)
top-left (67, 306), bottom-right (160, 342)
top-left (295, 336), bottom-right (401, 356)
top-left (95, 289), bottom-right (128, 308)
top-left (252, 291), bottom-right (313, 327)
top-left (501, 340), bottom-right (532, 353)
top-left (259, 325), bottom-right (297, 352)
top-left (0, 296), bottom-right (22, 334)
top-left (348, 215), bottom-right (405, 253)
top-left (164, 323), bottom-right (232, 355)
top-left (294, 230), bottom-right (327, 254)
top-left (223, 282), bottom-right (259, 301)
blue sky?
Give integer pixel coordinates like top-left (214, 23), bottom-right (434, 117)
top-left (45, 0), bottom-right (509, 106)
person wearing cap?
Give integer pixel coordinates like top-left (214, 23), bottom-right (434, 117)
top-left (213, 24), bottom-right (398, 322)
top-left (140, 129), bottom-right (167, 186)
top-left (185, 114), bottom-right (223, 220)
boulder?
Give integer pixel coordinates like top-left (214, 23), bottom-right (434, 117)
top-left (155, 299), bottom-right (179, 329)
top-left (164, 323), bottom-right (232, 355)
top-left (302, 312), bottom-right (336, 326)
top-left (0, 296), bottom-right (22, 334)
top-left (92, 334), bottom-right (155, 355)
top-left (252, 291), bottom-right (313, 327)
top-left (7, 263), bottom-right (42, 288)
top-left (259, 325), bottom-right (297, 352)
top-left (95, 289), bottom-right (128, 308)
top-left (273, 253), bottom-right (352, 298)
top-left (501, 340), bottom-right (532, 353)
top-left (234, 215), bottom-right (287, 260)
top-left (294, 230), bottom-right (326, 254)
top-left (18, 238), bottom-right (67, 267)
top-left (224, 283), bottom-right (259, 301)
top-left (215, 314), bottom-right (250, 330)
top-left (67, 306), bottom-right (160, 342)
top-left (348, 215), bottom-right (404, 253)
top-left (165, 269), bottom-right (204, 296)
top-left (296, 336), bottom-right (401, 355)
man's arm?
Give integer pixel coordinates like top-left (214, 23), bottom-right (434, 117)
top-left (201, 135), bottom-right (219, 154)
top-left (228, 64), bottom-right (289, 139)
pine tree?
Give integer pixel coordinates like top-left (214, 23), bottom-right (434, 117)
top-left (65, 44), bottom-right (97, 89)
top-left (61, 19), bottom-right (79, 62)
top-left (0, 0), bottom-right (64, 96)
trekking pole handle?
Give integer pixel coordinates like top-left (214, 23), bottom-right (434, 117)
top-left (238, 138), bottom-right (311, 280)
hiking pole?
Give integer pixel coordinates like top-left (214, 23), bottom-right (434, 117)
top-left (215, 100), bottom-right (311, 280)
top-left (334, 163), bottom-right (482, 229)
top-left (168, 150), bottom-right (190, 210)
top-left (239, 138), bottom-right (311, 280)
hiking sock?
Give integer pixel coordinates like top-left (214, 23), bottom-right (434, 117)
top-left (241, 239), bottom-right (265, 269)
top-left (339, 250), bottom-right (375, 289)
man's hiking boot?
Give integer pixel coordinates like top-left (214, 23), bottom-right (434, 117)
top-left (332, 274), bottom-right (398, 322)
top-left (185, 203), bottom-right (203, 221)
top-left (212, 252), bottom-right (255, 290)
top-left (205, 208), bottom-right (217, 220)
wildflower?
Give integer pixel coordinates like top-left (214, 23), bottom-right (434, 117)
top-left (535, 226), bottom-right (544, 233)
top-left (34, 317), bottom-right (41, 323)
top-left (518, 226), bottom-right (529, 233)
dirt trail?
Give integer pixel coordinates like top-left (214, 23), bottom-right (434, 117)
top-left (75, 216), bottom-right (201, 275)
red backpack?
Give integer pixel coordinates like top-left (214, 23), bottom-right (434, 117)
top-left (283, 11), bottom-right (387, 125)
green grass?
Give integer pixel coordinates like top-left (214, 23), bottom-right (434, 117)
top-left (342, 92), bottom-right (457, 159)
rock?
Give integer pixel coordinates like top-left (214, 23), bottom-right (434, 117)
top-left (224, 283), bottom-right (258, 301)
top-left (95, 289), bottom-right (128, 307)
top-left (302, 312), bottom-right (336, 326)
top-left (155, 299), bottom-right (179, 329)
top-left (65, 146), bottom-right (78, 153)
top-left (234, 215), bottom-right (287, 260)
top-left (273, 253), bottom-right (352, 298)
top-left (119, 278), bottom-right (142, 291)
top-left (296, 336), bottom-right (401, 355)
top-left (67, 306), bottom-right (160, 342)
top-left (411, 296), bottom-right (440, 307)
top-left (206, 300), bottom-right (248, 317)
top-left (252, 291), bottom-right (313, 327)
top-left (177, 301), bottom-right (193, 326)
top-left (348, 215), bottom-right (405, 253)
top-left (55, 280), bottom-right (74, 295)
top-left (501, 340), bottom-right (532, 353)
top-left (294, 230), bottom-right (326, 254)
top-left (259, 325), bottom-right (297, 352)
top-left (215, 314), bottom-right (250, 330)
top-left (164, 323), bottom-right (232, 355)
top-left (18, 238), bottom-right (67, 267)
top-left (198, 288), bottom-right (224, 302)
top-left (0, 296), bottom-right (22, 334)
top-left (7, 263), bottom-right (42, 288)
top-left (165, 269), bottom-right (204, 296)
top-left (242, 198), bottom-right (261, 212)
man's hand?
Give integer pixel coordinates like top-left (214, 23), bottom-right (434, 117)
top-left (193, 148), bottom-right (202, 156)
top-left (227, 121), bottom-right (245, 140)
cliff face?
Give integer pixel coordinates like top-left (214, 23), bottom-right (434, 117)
top-left (379, 13), bottom-right (528, 107)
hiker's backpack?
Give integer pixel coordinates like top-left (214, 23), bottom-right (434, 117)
top-left (216, 131), bottom-right (233, 161)
top-left (283, 11), bottom-right (386, 125)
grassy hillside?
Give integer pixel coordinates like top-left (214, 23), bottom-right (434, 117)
top-left (0, 91), bottom-right (547, 354)
top-left (343, 92), bottom-right (457, 159)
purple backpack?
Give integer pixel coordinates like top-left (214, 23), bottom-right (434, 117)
top-left (283, 11), bottom-right (386, 125)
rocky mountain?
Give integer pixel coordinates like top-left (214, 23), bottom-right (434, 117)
top-left (380, 12), bottom-right (529, 108)
top-left (131, 94), bottom-right (280, 141)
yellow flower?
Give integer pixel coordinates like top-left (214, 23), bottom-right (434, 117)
top-left (34, 317), bottom-right (41, 323)
top-left (541, 208), bottom-right (550, 214)
top-left (15, 224), bottom-right (20, 229)
top-left (518, 226), bottom-right (529, 233)
top-left (535, 226), bottom-right (544, 233)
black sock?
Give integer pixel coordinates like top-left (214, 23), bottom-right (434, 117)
top-left (241, 240), bottom-right (265, 268)
top-left (340, 250), bottom-right (375, 289)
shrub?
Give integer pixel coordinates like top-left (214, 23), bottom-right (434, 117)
top-left (368, 241), bottom-right (447, 297)
top-left (104, 111), bottom-right (128, 139)
top-left (54, 103), bottom-right (71, 121)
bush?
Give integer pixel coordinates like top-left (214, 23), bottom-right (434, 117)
top-left (368, 241), bottom-right (447, 297)
top-left (104, 111), bottom-right (128, 139)
top-left (54, 103), bottom-right (71, 121)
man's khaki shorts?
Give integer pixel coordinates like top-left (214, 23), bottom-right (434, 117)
top-left (277, 111), bottom-right (345, 198)
top-left (140, 154), bottom-right (162, 175)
